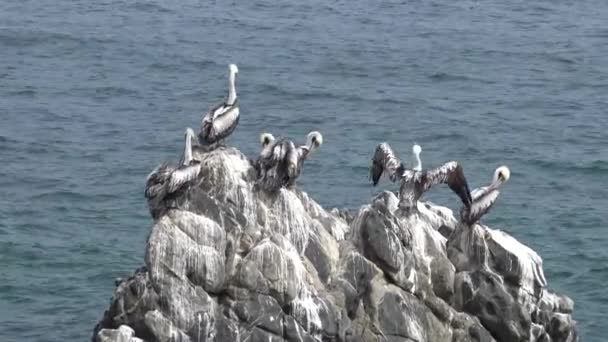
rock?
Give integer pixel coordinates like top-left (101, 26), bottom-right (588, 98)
top-left (96, 325), bottom-right (144, 342)
top-left (232, 294), bottom-right (283, 336)
top-left (447, 224), bottom-right (546, 298)
top-left (146, 210), bottom-right (227, 295)
top-left (447, 221), bottom-right (576, 341)
top-left (144, 310), bottom-right (191, 342)
top-left (304, 227), bottom-right (336, 284)
top-left (92, 267), bottom-right (159, 340)
top-left (92, 146), bottom-right (576, 342)
top-left (349, 203), bottom-right (416, 293)
top-left (454, 270), bottom-right (531, 341)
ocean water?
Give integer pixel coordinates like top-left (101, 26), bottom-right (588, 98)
top-left (1, 0), bottom-right (606, 340)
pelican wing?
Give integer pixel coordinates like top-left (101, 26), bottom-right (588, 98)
top-left (257, 139), bottom-right (295, 190)
top-left (285, 143), bottom-right (301, 180)
top-left (199, 103), bottom-right (240, 144)
top-left (145, 163), bottom-right (172, 199)
top-left (370, 142), bottom-right (404, 185)
top-left (167, 163), bottom-right (201, 194)
top-left (209, 101), bottom-right (228, 120)
top-left (256, 138), bottom-right (283, 178)
top-left (200, 103), bottom-right (220, 127)
top-left (421, 161), bottom-right (473, 208)
top-left (470, 186), bottom-right (487, 201)
top-left (463, 188), bottom-right (500, 225)
top-left (145, 162), bottom-right (169, 184)
top-left (270, 139), bottom-right (293, 164)
top-left (211, 106), bottom-right (240, 137)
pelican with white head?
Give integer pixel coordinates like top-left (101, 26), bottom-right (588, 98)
top-left (493, 166), bottom-right (511, 186)
top-left (260, 132), bottom-right (275, 148)
top-left (370, 142), bottom-right (472, 215)
top-left (305, 131), bottom-right (323, 153)
top-left (462, 165), bottom-right (511, 225)
top-left (198, 64), bottom-right (241, 147)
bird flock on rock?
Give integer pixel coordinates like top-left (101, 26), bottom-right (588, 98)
top-left (144, 64), bottom-right (511, 227)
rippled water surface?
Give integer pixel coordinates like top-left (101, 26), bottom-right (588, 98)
top-left (1, 0), bottom-right (607, 340)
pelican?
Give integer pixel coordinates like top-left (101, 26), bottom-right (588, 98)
top-left (447, 166), bottom-right (511, 273)
top-left (412, 144), bottom-right (458, 233)
top-left (456, 167), bottom-right (545, 292)
top-left (460, 166), bottom-right (510, 225)
top-left (255, 134), bottom-right (295, 191)
top-left (254, 132), bottom-right (277, 179)
top-left (255, 131), bottom-right (323, 191)
top-left (370, 142), bottom-right (472, 214)
top-left (145, 128), bottom-right (202, 219)
top-left (198, 64), bottom-right (240, 147)
top-left (287, 131), bottom-right (323, 187)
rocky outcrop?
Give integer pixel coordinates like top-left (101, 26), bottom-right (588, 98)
top-left (92, 147), bottom-right (577, 342)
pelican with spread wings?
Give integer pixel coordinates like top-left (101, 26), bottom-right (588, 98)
top-left (370, 142), bottom-right (472, 214)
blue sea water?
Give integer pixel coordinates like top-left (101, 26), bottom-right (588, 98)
top-left (1, 0), bottom-right (607, 340)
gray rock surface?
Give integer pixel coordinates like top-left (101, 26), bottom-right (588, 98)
top-left (93, 147), bottom-right (577, 342)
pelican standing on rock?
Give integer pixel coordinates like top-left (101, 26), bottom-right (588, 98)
top-left (254, 132), bottom-right (294, 190)
top-left (447, 166), bottom-right (512, 274)
top-left (255, 131), bottom-right (323, 191)
top-left (370, 142), bottom-right (473, 214)
top-left (145, 128), bottom-right (202, 219)
top-left (254, 132), bottom-right (277, 179)
top-left (287, 131), bottom-right (323, 187)
top-left (198, 64), bottom-right (240, 148)
top-left (460, 166), bottom-right (511, 225)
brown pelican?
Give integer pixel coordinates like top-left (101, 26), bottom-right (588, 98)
top-left (460, 166), bottom-right (510, 225)
top-left (145, 128), bottom-right (202, 219)
top-left (255, 131), bottom-right (323, 191)
top-left (198, 64), bottom-right (240, 147)
top-left (456, 165), bottom-right (547, 292)
top-left (254, 132), bottom-right (277, 179)
top-left (370, 142), bottom-right (472, 214)
top-left (287, 131), bottom-right (323, 187)
top-left (412, 144), bottom-right (459, 234)
top-left (447, 166), bottom-right (513, 275)
top-left (255, 134), bottom-right (294, 191)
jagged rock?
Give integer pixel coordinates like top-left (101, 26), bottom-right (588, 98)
top-left (304, 223), bottom-right (339, 284)
top-left (92, 267), bottom-right (159, 341)
top-left (232, 294), bottom-right (283, 336)
top-left (453, 270), bottom-right (531, 341)
top-left (448, 223), bottom-right (577, 342)
top-left (92, 146), bottom-right (576, 342)
top-left (144, 310), bottom-right (191, 342)
top-left (96, 325), bottom-right (144, 342)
